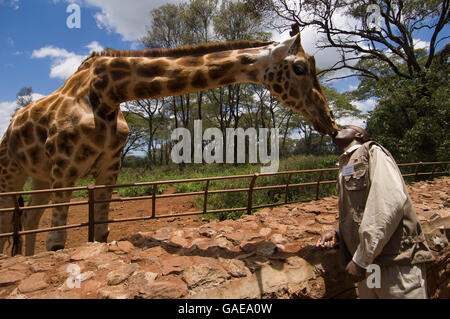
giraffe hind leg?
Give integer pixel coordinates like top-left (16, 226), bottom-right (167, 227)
top-left (0, 170), bottom-right (28, 255)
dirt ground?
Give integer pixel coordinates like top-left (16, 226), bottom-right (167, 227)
top-left (31, 186), bottom-right (205, 255)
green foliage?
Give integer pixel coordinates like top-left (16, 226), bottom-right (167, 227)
top-left (213, 0), bottom-right (271, 41)
top-left (322, 86), bottom-right (361, 119)
top-left (198, 154), bottom-right (339, 220)
top-left (365, 45), bottom-right (450, 162)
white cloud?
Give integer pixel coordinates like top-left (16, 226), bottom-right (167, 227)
top-left (0, 0), bottom-right (20, 10)
top-left (85, 41), bottom-right (104, 53)
top-left (336, 115), bottom-right (367, 129)
top-left (0, 93), bottom-right (46, 137)
top-left (333, 98), bottom-right (376, 129)
top-left (0, 100), bottom-right (16, 136)
top-left (352, 98), bottom-right (377, 113)
top-left (413, 38), bottom-right (430, 50)
top-left (30, 93), bottom-right (46, 101)
top-left (31, 41), bottom-right (103, 79)
top-left (57, 0), bottom-right (182, 42)
top-left (7, 36), bottom-right (14, 47)
top-left (271, 8), bottom-right (365, 78)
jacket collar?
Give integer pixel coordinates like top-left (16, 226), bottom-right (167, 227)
top-left (341, 144), bottom-right (362, 157)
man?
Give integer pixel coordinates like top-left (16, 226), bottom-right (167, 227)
top-left (317, 125), bottom-right (434, 299)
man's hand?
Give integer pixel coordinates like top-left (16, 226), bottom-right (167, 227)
top-left (345, 260), bottom-right (366, 282)
top-left (316, 230), bottom-right (337, 249)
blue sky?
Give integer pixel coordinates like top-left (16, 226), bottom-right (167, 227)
top-left (1, 0), bottom-right (142, 101)
top-left (0, 0), bottom-right (448, 136)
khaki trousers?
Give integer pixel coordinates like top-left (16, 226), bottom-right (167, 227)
top-left (357, 263), bottom-right (427, 299)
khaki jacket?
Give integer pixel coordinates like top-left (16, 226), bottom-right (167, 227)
top-left (337, 141), bottom-right (434, 268)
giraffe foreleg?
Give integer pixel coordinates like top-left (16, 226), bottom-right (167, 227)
top-left (46, 182), bottom-right (74, 252)
top-left (22, 178), bottom-right (50, 256)
top-left (93, 170), bottom-right (120, 243)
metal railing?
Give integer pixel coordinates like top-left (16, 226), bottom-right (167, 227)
top-left (0, 161), bottom-right (448, 255)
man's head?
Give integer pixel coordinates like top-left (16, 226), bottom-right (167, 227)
top-left (331, 125), bottom-right (370, 153)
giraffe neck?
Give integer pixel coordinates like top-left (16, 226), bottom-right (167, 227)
top-left (91, 46), bottom-right (271, 107)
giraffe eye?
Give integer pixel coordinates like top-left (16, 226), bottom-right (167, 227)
top-left (292, 63), bottom-right (307, 76)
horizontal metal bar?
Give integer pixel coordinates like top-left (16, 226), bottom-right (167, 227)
top-left (91, 174), bottom-right (257, 191)
top-left (0, 186), bottom-right (88, 198)
top-left (402, 171), bottom-right (448, 177)
top-left (90, 207), bottom-right (249, 226)
top-left (0, 200), bottom-right (89, 214)
top-left (252, 200), bottom-right (311, 210)
top-left (252, 180), bottom-right (337, 191)
top-left (94, 188), bottom-right (250, 205)
top-left (0, 222), bottom-right (89, 239)
top-left (93, 192), bottom-right (205, 205)
top-left (397, 161), bottom-right (449, 167)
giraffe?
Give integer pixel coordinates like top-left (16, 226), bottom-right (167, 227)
top-left (0, 32), bottom-right (338, 256)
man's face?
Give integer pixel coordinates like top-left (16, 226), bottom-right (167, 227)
top-left (331, 126), bottom-right (360, 151)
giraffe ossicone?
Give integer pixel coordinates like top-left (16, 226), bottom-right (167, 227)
top-left (0, 33), bottom-right (338, 256)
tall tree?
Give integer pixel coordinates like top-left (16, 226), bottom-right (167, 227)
top-left (140, 3), bottom-right (194, 168)
top-left (14, 86), bottom-right (33, 114)
top-left (183, 0), bottom-right (218, 44)
top-left (246, 0), bottom-right (449, 81)
top-left (183, 0), bottom-right (219, 121)
top-left (124, 99), bottom-right (165, 170)
top-left (141, 4), bottom-right (188, 49)
top-left (121, 112), bottom-right (148, 161)
top-left (212, 0), bottom-right (272, 162)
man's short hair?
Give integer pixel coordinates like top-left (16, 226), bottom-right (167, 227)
top-left (345, 125), bottom-right (370, 143)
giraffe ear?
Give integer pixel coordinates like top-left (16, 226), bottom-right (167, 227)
top-left (272, 34), bottom-right (304, 61)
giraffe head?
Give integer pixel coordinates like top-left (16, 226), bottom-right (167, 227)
top-left (262, 34), bottom-right (338, 135)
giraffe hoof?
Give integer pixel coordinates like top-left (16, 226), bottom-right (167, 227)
top-left (98, 232), bottom-right (109, 243)
top-left (49, 245), bottom-right (65, 252)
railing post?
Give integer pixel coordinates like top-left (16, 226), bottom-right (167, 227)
top-left (285, 173), bottom-right (293, 204)
top-left (87, 185), bottom-right (95, 242)
top-left (152, 184), bottom-right (157, 218)
top-left (316, 171), bottom-right (324, 200)
top-left (431, 164), bottom-right (436, 179)
top-left (203, 179), bottom-right (210, 214)
top-left (414, 162), bottom-right (423, 182)
top-left (11, 195), bottom-right (22, 256)
top-left (247, 173), bottom-right (259, 215)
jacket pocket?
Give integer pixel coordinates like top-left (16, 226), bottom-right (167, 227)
top-left (344, 162), bottom-right (368, 191)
